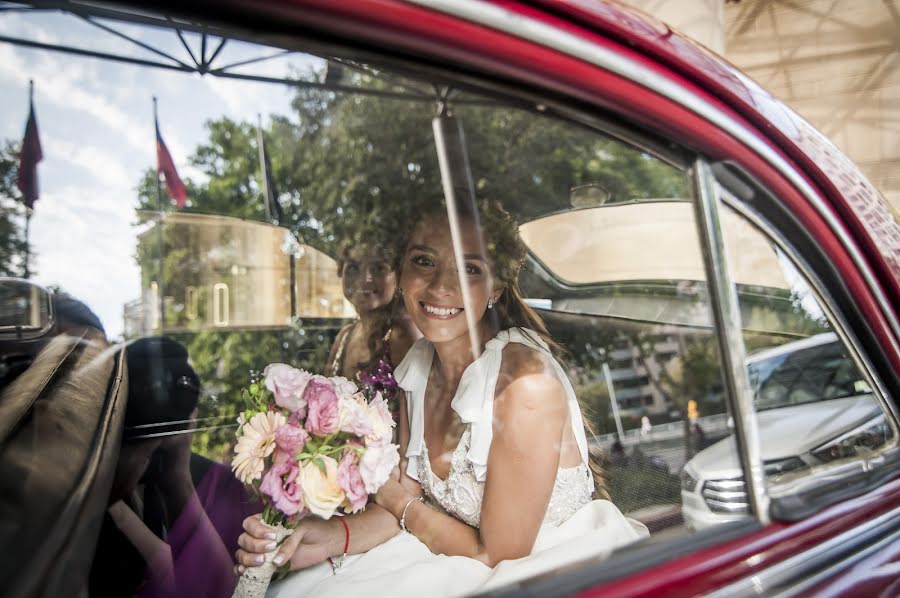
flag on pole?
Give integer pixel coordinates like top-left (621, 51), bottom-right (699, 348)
top-left (156, 121), bottom-right (187, 208)
top-left (17, 90), bottom-right (43, 210)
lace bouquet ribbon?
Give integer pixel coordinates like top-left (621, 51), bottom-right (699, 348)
top-left (232, 523), bottom-right (293, 598)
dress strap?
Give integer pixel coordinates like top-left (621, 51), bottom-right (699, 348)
top-left (452, 328), bottom-right (590, 482)
top-left (331, 322), bottom-right (356, 377)
top-left (394, 337), bottom-right (434, 481)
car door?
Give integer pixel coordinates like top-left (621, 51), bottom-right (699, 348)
top-left (2, 1), bottom-right (897, 596)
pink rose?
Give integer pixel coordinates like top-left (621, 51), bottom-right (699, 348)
top-left (337, 450), bottom-right (368, 513)
top-left (304, 376), bottom-right (340, 436)
top-left (259, 448), bottom-right (307, 517)
top-left (264, 364), bottom-right (312, 414)
top-left (275, 422), bottom-right (308, 456)
top-left (359, 443), bottom-right (400, 494)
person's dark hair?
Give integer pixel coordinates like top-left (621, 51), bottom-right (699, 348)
top-left (404, 197), bottom-right (608, 497)
top-left (123, 336), bottom-right (200, 439)
top-left (335, 222), bottom-right (403, 277)
top-left (55, 291), bottom-right (106, 335)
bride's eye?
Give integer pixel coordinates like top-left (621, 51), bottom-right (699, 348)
top-left (412, 254), bottom-right (434, 268)
top-left (465, 263), bottom-right (482, 275)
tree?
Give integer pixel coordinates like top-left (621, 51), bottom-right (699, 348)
top-left (131, 68), bottom-right (695, 461)
top-left (0, 140), bottom-right (31, 277)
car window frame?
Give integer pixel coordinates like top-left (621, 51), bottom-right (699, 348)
top-left (708, 162), bottom-right (900, 522)
top-left (10, 0), bottom-right (897, 593)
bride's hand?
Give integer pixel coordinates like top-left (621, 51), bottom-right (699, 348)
top-left (234, 514), bottom-right (339, 574)
top-left (374, 464), bottom-right (423, 519)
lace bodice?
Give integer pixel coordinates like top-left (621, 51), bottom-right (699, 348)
top-left (417, 427), bottom-right (593, 528)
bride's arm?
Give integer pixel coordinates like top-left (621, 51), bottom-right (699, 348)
top-left (376, 351), bottom-right (568, 566)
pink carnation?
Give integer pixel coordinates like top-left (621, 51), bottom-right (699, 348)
top-left (338, 393), bottom-right (374, 437)
top-left (304, 376), bottom-right (340, 436)
top-left (359, 443), bottom-right (400, 494)
top-left (337, 450), bottom-right (368, 513)
top-left (259, 448), bottom-right (307, 517)
top-left (365, 392), bottom-right (396, 446)
top-left (275, 421), bottom-right (308, 455)
top-left (264, 364), bottom-right (312, 414)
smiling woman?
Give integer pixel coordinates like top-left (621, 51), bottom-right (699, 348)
top-left (237, 196), bottom-right (648, 598)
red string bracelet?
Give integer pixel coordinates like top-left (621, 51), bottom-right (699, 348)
top-left (327, 517), bottom-right (350, 574)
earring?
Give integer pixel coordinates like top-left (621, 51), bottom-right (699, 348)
top-left (488, 298), bottom-right (494, 310)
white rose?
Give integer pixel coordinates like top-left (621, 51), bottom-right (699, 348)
top-left (359, 443), bottom-right (400, 494)
top-left (299, 456), bottom-right (345, 519)
top-left (365, 392), bottom-right (396, 446)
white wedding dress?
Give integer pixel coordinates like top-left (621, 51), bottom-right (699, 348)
top-left (268, 328), bottom-right (648, 598)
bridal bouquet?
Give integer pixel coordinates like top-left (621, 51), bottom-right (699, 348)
top-left (231, 364), bottom-right (400, 598)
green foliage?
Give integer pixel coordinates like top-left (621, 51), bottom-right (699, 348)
top-left (166, 323), bottom-right (338, 462)
top-left (0, 140), bottom-right (30, 277)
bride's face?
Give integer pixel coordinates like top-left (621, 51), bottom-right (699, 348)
top-left (400, 212), bottom-right (499, 345)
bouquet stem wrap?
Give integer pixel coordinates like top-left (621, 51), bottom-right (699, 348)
top-left (232, 523), bottom-right (294, 598)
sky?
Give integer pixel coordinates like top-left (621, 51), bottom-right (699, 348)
top-left (0, 8), bottom-right (321, 338)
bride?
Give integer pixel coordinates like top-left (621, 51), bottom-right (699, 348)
top-left (235, 200), bottom-right (648, 596)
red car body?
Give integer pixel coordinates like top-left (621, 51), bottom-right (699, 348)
top-left (6, 0), bottom-right (898, 595)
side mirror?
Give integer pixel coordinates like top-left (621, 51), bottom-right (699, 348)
top-left (0, 277), bottom-right (54, 339)
top-left (0, 278), bottom-right (55, 390)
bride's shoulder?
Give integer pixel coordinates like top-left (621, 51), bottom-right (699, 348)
top-left (494, 341), bottom-right (566, 413)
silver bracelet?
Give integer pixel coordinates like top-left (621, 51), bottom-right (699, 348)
top-left (400, 496), bottom-right (424, 532)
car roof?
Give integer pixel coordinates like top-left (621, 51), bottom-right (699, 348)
top-left (746, 331), bottom-right (838, 364)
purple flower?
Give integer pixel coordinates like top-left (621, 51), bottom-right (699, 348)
top-left (304, 376), bottom-right (340, 436)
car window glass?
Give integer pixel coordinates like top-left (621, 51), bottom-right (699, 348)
top-left (0, 21), bottom-right (761, 595)
top-left (717, 198), bottom-right (895, 492)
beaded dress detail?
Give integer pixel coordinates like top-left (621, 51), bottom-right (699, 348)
top-left (418, 428), bottom-right (593, 528)
top-left (331, 323), bottom-right (401, 418)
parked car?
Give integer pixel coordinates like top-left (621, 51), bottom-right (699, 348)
top-left (1, 1), bottom-right (898, 597)
top-left (681, 332), bottom-right (889, 530)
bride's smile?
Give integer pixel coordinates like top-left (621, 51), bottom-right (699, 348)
top-left (419, 301), bottom-right (463, 319)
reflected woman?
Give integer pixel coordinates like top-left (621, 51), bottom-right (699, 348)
top-left (325, 230), bottom-right (419, 417)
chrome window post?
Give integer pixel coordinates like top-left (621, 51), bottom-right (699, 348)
top-left (692, 158), bottom-right (770, 525)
